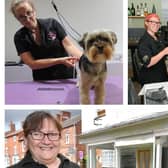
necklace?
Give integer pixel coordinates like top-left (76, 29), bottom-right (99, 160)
top-left (31, 28), bottom-right (41, 45)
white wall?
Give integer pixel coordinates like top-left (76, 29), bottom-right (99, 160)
top-left (162, 0), bottom-right (168, 24)
top-left (81, 108), bottom-right (168, 133)
top-left (5, 0), bottom-right (123, 62)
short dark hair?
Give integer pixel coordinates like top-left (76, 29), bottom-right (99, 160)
top-left (23, 111), bottom-right (62, 137)
top-left (10, 0), bottom-right (35, 16)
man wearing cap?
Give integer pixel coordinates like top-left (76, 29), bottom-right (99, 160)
top-left (138, 13), bottom-right (168, 85)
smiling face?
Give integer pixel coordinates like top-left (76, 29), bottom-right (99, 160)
top-left (25, 118), bottom-right (61, 164)
top-left (13, 1), bottom-right (37, 30)
top-left (145, 16), bottom-right (161, 34)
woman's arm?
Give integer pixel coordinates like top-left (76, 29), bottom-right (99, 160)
top-left (62, 36), bottom-right (83, 59)
top-left (20, 52), bottom-right (78, 70)
top-left (147, 47), bottom-right (168, 67)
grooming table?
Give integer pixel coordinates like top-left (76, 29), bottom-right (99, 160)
top-left (5, 76), bottom-right (123, 104)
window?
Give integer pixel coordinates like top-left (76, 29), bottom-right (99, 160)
top-left (5, 147), bottom-right (8, 153)
top-left (13, 145), bottom-right (17, 155)
top-left (21, 141), bottom-right (25, 152)
top-left (120, 148), bottom-right (136, 168)
top-left (65, 133), bottom-right (70, 144)
top-left (5, 138), bottom-right (8, 144)
top-left (13, 136), bottom-right (17, 142)
top-left (5, 155), bottom-right (10, 167)
top-left (5, 147), bottom-right (8, 156)
top-left (102, 150), bottom-right (116, 167)
top-left (12, 155), bottom-right (20, 164)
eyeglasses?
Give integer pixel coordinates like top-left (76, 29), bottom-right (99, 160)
top-left (30, 131), bottom-right (60, 141)
top-left (147, 20), bottom-right (161, 25)
top-left (17, 11), bottom-right (34, 22)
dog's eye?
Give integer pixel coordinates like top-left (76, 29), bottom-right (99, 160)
top-left (88, 39), bottom-right (95, 44)
top-left (87, 39), bottom-right (96, 48)
top-left (98, 37), bottom-right (109, 42)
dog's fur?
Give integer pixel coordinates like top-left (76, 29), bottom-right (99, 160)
top-left (78, 30), bottom-right (117, 104)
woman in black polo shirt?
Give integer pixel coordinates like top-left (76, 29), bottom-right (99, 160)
top-left (138, 13), bottom-right (168, 85)
top-left (8, 111), bottom-right (79, 168)
top-left (10, 0), bottom-right (83, 80)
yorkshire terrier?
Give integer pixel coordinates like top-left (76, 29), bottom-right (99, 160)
top-left (78, 30), bottom-right (117, 104)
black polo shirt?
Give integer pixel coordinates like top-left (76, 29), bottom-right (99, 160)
top-left (138, 31), bottom-right (168, 85)
top-left (8, 151), bottom-right (80, 168)
top-left (14, 18), bottom-right (75, 80)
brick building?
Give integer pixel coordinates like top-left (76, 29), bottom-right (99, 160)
top-left (5, 111), bottom-right (86, 167)
top-left (5, 122), bottom-right (24, 166)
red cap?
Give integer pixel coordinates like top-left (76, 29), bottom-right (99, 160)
top-left (145, 13), bottom-right (160, 21)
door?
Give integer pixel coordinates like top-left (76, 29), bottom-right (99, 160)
top-left (137, 150), bottom-right (151, 168)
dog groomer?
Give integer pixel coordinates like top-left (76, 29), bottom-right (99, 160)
top-left (138, 13), bottom-right (168, 85)
top-left (11, 0), bottom-right (83, 80)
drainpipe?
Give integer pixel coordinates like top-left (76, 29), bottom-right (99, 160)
top-left (73, 123), bottom-right (77, 162)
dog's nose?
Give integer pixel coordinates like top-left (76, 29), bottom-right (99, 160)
top-left (97, 46), bottom-right (104, 53)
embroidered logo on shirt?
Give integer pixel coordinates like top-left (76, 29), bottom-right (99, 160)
top-left (47, 32), bottom-right (57, 41)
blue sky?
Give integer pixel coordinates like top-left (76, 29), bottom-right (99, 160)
top-left (5, 109), bottom-right (81, 131)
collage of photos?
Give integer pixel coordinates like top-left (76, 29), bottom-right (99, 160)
top-left (3, 0), bottom-right (168, 168)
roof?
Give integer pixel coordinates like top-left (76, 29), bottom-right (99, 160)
top-left (5, 129), bottom-right (23, 138)
top-left (63, 114), bottom-right (81, 128)
top-left (80, 111), bottom-right (168, 137)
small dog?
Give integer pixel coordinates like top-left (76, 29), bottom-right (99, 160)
top-left (78, 30), bottom-right (117, 104)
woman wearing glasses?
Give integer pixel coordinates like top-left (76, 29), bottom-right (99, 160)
top-left (138, 13), bottom-right (168, 85)
top-left (8, 111), bottom-right (79, 168)
top-left (10, 0), bottom-right (82, 80)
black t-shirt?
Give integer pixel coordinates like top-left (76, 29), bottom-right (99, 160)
top-left (138, 31), bottom-right (168, 85)
top-left (14, 18), bottom-right (75, 80)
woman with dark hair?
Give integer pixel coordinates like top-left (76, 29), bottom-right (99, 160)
top-left (8, 111), bottom-right (79, 168)
top-left (10, 0), bottom-right (82, 80)
top-left (138, 13), bottom-right (168, 85)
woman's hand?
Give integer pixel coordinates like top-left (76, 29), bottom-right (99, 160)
top-left (162, 47), bottom-right (168, 56)
top-left (20, 52), bottom-right (79, 70)
top-left (59, 56), bottom-right (79, 67)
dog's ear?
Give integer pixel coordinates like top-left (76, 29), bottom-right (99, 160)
top-left (109, 31), bottom-right (117, 44)
top-left (78, 32), bottom-right (88, 49)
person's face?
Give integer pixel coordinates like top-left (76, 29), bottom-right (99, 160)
top-left (25, 118), bottom-right (61, 164)
top-left (14, 2), bottom-right (37, 30)
top-left (145, 17), bottom-right (161, 33)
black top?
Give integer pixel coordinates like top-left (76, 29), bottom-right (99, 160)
top-left (138, 30), bottom-right (168, 85)
top-left (8, 151), bottom-right (79, 168)
top-left (14, 18), bottom-right (75, 80)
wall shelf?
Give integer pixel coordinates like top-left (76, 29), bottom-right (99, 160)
top-left (128, 16), bottom-right (145, 19)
